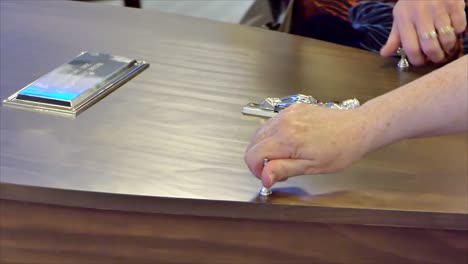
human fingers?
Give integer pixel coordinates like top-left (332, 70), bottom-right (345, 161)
top-left (261, 159), bottom-right (320, 188)
top-left (244, 136), bottom-right (287, 179)
top-left (245, 117), bottom-right (277, 153)
top-left (380, 21), bottom-right (402, 57)
top-left (433, 3), bottom-right (457, 55)
top-left (436, 23), bottom-right (457, 54)
top-left (447, 0), bottom-right (467, 33)
top-left (415, 12), bottom-right (445, 63)
top-left (397, 16), bottom-right (426, 65)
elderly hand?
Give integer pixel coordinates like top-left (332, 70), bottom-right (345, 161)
top-left (244, 104), bottom-right (372, 188)
top-left (381, 0), bottom-right (466, 65)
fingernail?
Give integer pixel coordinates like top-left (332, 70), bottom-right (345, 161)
top-left (262, 173), bottom-right (273, 188)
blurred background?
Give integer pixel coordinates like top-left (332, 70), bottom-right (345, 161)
top-left (80, 0), bottom-right (285, 27)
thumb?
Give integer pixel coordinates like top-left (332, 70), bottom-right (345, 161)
top-left (262, 159), bottom-right (318, 188)
top-left (380, 22), bottom-right (401, 57)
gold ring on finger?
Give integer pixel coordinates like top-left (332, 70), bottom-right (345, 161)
top-left (438, 25), bottom-right (455, 35)
top-left (421, 30), bottom-right (438, 40)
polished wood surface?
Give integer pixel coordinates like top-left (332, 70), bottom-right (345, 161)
top-left (1, 199), bottom-right (467, 264)
top-left (0, 0), bottom-right (467, 231)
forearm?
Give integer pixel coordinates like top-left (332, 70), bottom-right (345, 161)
top-left (361, 55), bottom-right (468, 152)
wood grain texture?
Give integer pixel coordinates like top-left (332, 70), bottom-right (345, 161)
top-left (1, 199), bottom-right (467, 264)
top-left (0, 0), bottom-right (467, 229)
top-left (1, 183), bottom-right (466, 231)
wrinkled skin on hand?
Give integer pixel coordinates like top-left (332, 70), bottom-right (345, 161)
top-left (381, 0), bottom-right (466, 65)
top-left (244, 104), bottom-right (372, 188)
